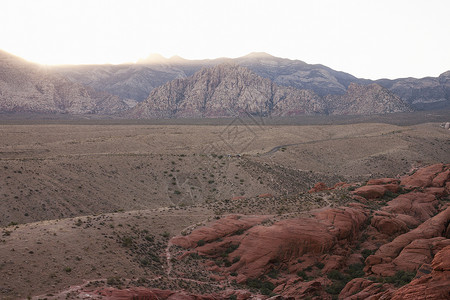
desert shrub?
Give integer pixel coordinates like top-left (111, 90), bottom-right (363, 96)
top-left (315, 262), bottom-right (325, 269)
top-left (379, 270), bottom-right (416, 287)
top-left (225, 243), bottom-right (240, 254)
top-left (297, 270), bottom-right (309, 280)
top-left (247, 278), bottom-right (275, 295)
top-left (346, 263), bottom-right (365, 278)
top-left (233, 228), bottom-right (245, 235)
top-left (64, 267), bottom-right (72, 273)
top-left (121, 236), bottom-right (133, 247)
top-left (327, 270), bottom-right (346, 281)
top-left (384, 190), bottom-right (399, 200)
top-left (362, 248), bottom-right (375, 259)
top-left (267, 269), bottom-right (279, 279)
top-left (247, 278), bottom-right (263, 289)
top-left (190, 252), bottom-right (201, 259)
top-left (325, 280), bottom-right (347, 295)
top-left (197, 239), bottom-right (206, 246)
top-left (107, 276), bottom-right (121, 286)
top-left (232, 256), bottom-right (240, 264)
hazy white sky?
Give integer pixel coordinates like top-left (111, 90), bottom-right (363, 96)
top-left (1, 0), bottom-right (449, 79)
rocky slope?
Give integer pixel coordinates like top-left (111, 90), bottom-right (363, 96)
top-left (326, 82), bottom-right (412, 115)
top-left (127, 64), bottom-right (327, 118)
top-left (0, 50), bottom-right (133, 114)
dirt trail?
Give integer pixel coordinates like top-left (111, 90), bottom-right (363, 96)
top-left (259, 129), bottom-right (411, 156)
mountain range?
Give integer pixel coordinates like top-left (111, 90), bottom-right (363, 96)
top-left (1, 50), bottom-right (449, 117)
top-left (126, 64), bottom-right (410, 118)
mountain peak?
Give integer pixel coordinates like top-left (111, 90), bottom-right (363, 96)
top-left (242, 52), bottom-right (275, 59)
top-left (137, 53), bottom-right (168, 64)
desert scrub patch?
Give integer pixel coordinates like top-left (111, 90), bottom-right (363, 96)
top-left (361, 248), bottom-right (376, 259)
top-left (375, 270), bottom-right (416, 287)
top-left (121, 236), bottom-right (133, 247)
top-left (246, 278), bottom-right (276, 296)
top-left (315, 262), bottom-right (325, 269)
top-left (297, 270), bottom-right (309, 280)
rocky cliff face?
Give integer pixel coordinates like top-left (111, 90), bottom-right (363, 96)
top-left (127, 64), bottom-right (326, 118)
top-left (0, 50), bottom-right (133, 114)
top-left (326, 82), bottom-right (413, 115)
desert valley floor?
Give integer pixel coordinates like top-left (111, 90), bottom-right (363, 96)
top-left (0, 112), bottom-right (449, 299)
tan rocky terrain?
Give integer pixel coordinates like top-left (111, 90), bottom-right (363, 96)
top-left (0, 117), bottom-right (449, 299)
top-left (0, 50), bottom-right (134, 114)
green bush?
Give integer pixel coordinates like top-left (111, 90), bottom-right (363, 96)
top-left (225, 243), bottom-right (240, 253)
top-left (346, 263), bottom-right (365, 278)
top-left (197, 239), bottom-right (206, 246)
top-left (379, 270), bottom-right (416, 287)
top-left (144, 235), bottom-right (154, 242)
top-left (325, 280), bottom-right (347, 295)
top-left (297, 270), bottom-right (309, 280)
top-left (315, 262), bottom-right (325, 269)
top-left (121, 236), bottom-right (133, 247)
top-left (267, 269), bottom-right (279, 279)
top-left (327, 269), bottom-right (346, 281)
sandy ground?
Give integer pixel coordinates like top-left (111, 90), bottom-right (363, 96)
top-left (0, 119), bottom-right (449, 298)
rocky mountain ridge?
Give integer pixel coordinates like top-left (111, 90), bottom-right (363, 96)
top-left (0, 50), bottom-right (134, 114)
top-left (326, 82), bottom-right (413, 115)
top-left (127, 64), bottom-right (326, 118)
top-left (52, 52), bottom-right (450, 110)
top-left (127, 64), bottom-right (411, 118)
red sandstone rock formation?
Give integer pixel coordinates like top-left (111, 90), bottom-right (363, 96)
top-left (390, 245), bottom-right (450, 299)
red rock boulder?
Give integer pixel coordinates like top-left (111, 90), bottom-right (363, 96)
top-left (391, 245), bottom-right (450, 299)
top-left (309, 182), bottom-right (329, 193)
top-left (171, 215), bottom-right (267, 248)
top-left (400, 163), bottom-right (446, 188)
top-left (371, 214), bottom-right (409, 236)
top-left (382, 192), bottom-right (438, 222)
top-left (367, 178), bottom-right (399, 185)
top-left (339, 278), bottom-right (393, 299)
